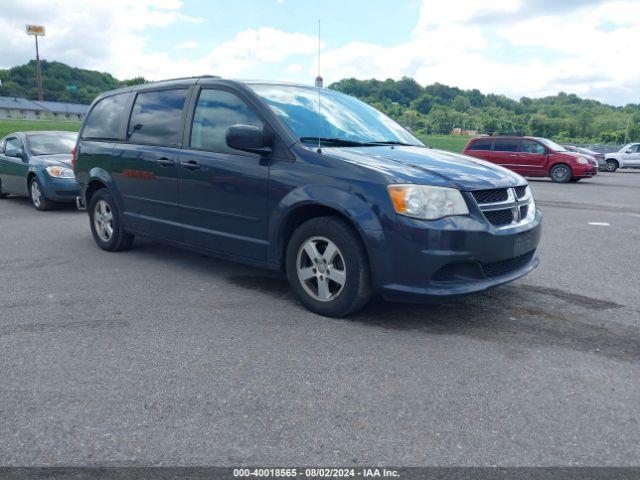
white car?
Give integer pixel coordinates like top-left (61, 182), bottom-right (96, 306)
top-left (604, 143), bottom-right (640, 172)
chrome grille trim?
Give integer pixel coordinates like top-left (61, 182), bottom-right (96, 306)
top-left (471, 185), bottom-right (534, 229)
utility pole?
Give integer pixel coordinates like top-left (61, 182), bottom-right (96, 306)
top-left (26, 25), bottom-right (45, 101)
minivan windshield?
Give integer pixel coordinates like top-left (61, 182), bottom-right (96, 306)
top-left (537, 137), bottom-right (567, 152)
top-left (249, 84), bottom-right (423, 147)
top-left (26, 132), bottom-right (77, 156)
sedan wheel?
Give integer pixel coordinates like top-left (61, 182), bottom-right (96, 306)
top-left (31, 181), bottom-right (42, 208)
top-left (29, 178), bottom-right (54, 210)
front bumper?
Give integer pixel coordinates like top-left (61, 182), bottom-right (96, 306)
top-left (365, 210), bottom-right (542, 302)
top-left (574, 164), bottom-right (598, 178)
top-left (41, 176), bottom-right (81, 203)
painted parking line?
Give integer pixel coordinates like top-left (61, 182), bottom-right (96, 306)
top-left (588, 222), bottom-right (610, 226)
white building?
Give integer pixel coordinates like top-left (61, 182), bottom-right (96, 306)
top-left (0, 96), bottom-right (89, 121)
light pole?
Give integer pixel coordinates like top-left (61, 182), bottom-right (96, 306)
top-left (26, 24), bottom-right (45, 101)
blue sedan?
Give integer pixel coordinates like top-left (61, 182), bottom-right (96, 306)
top-left (0, 131), bottom-right (80, 210)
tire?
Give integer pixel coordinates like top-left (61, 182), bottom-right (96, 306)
top-left (88, 188), bottom-right (135, 252)
top-left (29, 177), bottom-right (55, 211)
top-left (286, 216), bottom-right (372, 317)
top-left (549, 164), bottom-right (572, 183)
top-left (605, 159), bottom-right (618, 172)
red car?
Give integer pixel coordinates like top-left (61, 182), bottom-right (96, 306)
top-left (463, 136), bottom-right (598, 183)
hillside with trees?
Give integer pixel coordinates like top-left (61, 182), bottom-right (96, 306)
top-left (330, 78), bottom-right (640, 144)
top-left (1, 61), bottom-right (638, 143)
top-left (0, 60), bottom-right (145, 105)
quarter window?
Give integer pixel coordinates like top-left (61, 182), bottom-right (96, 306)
top-left (469, 139), bottom-right (492, 151)
top-left (83, 93), bottom-right (129, 140)
top-left (521, 140), bottom-right (546, 154)
top-left (128, 89), bottom-right (188, 146)
top-left (493, 139), bottom-right (519, 152)
top-left (190, 89), bottom-right (263, 154)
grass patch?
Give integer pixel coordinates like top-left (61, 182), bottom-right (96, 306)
top-left (0, 119), bottom-right (81, 138)
top-left (419, 134), bottom-right (473, 153)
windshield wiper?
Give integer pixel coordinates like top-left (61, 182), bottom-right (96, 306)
top-left (299, 137), bottom-right (372, 147)
top-left (366, 140), bottom-right (421, 147)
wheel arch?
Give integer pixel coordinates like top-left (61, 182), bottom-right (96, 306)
top-left (269, 186), bottom-right (390, 288)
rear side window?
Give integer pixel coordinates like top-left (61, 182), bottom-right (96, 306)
top-left (128, 89), bottom-right (188, 146)
top-left (521, 139), bottom-right (546, 154)
top-left (469, 139), bottom-right (492, 151)
top-left (190, 89), bottom-right (263, 154)
top-left (493, 139), bottom-right (519, 152)
top-left (83, 93), bottom-right (129, 140)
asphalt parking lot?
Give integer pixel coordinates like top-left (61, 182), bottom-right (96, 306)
top-left (1, 171), bottom-right (639, 466)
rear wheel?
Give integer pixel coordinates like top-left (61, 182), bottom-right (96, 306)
top-left (29, 177), bottom-right (55, 211)
top-left (549, 164), bottom-right (572, 183)
top-left (605, 159), bottom-right (618, 172)
top-left (286, 216), bottom-right (372, 317)
top-left (89, 189), bottom-right (135, 251)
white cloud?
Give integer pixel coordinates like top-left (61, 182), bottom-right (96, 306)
top-left (1, 0), bottom-right (637, 105)
top-left (320, 0), bottom-right (640, 105)
top-left (207, 27), bottom-right (317, 77)
top-left (176, 41), bottom-right (198, 49)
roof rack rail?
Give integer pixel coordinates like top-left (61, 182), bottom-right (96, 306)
top-left (147, 75), bottom-right (221, 83)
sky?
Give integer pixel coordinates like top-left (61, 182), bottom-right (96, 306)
top-left (0, 0), bottom-right (638, 106)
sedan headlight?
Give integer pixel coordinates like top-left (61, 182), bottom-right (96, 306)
top-left (46, 166), bottom-right (75, 178)
top-left (387, 185), bottom-right (469, 220)
top-left (575, 157), bottom-right (588, 165)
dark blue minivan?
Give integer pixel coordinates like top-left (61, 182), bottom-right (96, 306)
top-left (74, 77), bottom-right (541, 316)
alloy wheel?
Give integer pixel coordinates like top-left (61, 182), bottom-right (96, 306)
top-left (94, 200), bottom-right (114, 242)
top-left (31, 181), bottom-right (42, 208)
top-left (296, 236), bottom-right (347, 302)
top-left (551, 165), bottom-right (571, 182)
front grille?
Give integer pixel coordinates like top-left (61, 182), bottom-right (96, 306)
top-left (482, 250), bottom-right (536, 278)
top-left (514, 185), bottom-right (527, 198)
top-left (484, 209), bottom-right (514, 226)
top-left (472, 188), bottom-right (508, 204)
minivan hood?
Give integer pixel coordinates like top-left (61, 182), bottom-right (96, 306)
top-left (329, 145), bottom-right (524, 190)
top-left (32, 154), bottom-right (72, 167)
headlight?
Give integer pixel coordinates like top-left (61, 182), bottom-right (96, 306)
top-left (46, 166), bottom-right (75, 178)
top-left (387, 185), bottom-right (469, 220)
top-left (575, 157), bottom-right (588, 165)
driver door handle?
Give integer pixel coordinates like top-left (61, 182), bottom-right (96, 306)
top-left (156, 157), bottom-right (175, 167)
top-left (180, 160), bottom-right (201, 170)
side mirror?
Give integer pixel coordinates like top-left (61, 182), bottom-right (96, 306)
top-left (625, 149), bottom-right (633, 154)
top-left (4, 148), bottom-right (23, 159)
top-left (226, 124), bottom-right (273, 155)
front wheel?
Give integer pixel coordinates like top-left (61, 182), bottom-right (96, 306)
top-left (286, 216), bottom-right (372, 317)
top-left (605, 160), bottom-right (618, 172)
top-left (88, 189), bottom-right (135, 251)
top-left (30, 178), bottom-right (55, 211)
top-left (549, 164), bottom-right (572, 183)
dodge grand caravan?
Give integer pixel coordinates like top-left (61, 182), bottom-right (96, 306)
top-left (74, 77), bottom-right (542, 317)
top-left (463, 136), bottom-right (598, 183)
